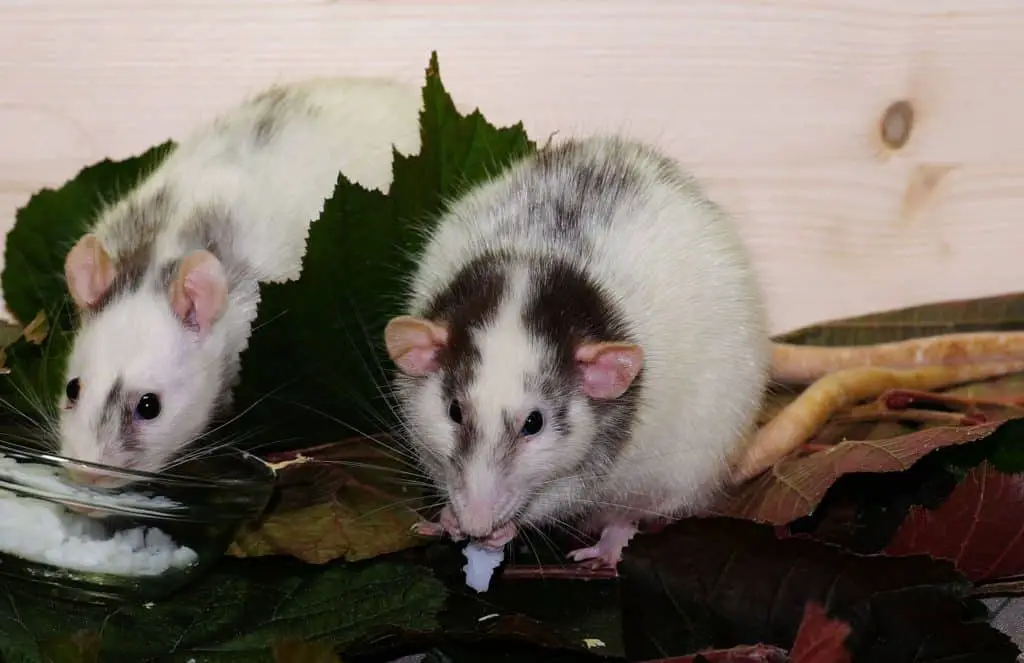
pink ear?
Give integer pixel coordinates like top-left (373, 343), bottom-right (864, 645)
top-left (384, 315), bottom-right (448, 377)
top-left (64, 234), bottom-right (116, 309)
top-left (575, 341), bottom-right (644, 400)
top-left (168, 250), bottom-right (228, 334)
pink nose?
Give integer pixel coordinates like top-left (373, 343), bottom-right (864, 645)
top-left (457, 499), bottom-right (497, 538)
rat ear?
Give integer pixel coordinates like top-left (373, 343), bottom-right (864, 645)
top-left (64, 234), bottom-right (116, 309)
top-left (168, 250), bottom-right (228, 334)
top-left (384, 315), bottom-right (448, 377)
top-left (575, 341), bottom-right (644, 400)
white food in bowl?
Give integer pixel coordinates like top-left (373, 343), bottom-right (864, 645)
top-left (0, 453), bottom-right (197, 577)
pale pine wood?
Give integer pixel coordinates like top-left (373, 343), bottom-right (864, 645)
top-left (2, 0), bottom-right (1024, 336)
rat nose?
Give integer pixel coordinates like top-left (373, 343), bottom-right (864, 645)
top-left (455, 497), bottom-right (499, 538)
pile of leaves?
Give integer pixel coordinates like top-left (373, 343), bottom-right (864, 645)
top-left (0, 52), bottom-right (1023, 662)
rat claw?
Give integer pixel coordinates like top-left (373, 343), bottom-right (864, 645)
top-left (411, 505), bottom-right (467, 541)
top-left (411, 520), bottom-right (445, 537)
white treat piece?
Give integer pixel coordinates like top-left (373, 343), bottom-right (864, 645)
top-left (462, 541), bottom-right (505, 593)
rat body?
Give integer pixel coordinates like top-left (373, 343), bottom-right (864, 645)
top-left (58, 77), bottom-right (422, 477)
top-left (384, 135), bottom-right (771, 567)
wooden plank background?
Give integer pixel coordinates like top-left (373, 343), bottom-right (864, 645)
top-left (2, 0), bottom-right (1024, 335)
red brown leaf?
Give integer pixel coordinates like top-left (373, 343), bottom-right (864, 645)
top-left (709, 420), bottom-right (1008, 525)
top-left (788, 602), bottom-right (852, 663)
top-left (638, 644), bottom-right (788, 662)
top-left (884, 461), bottom-right (1024, 582)
top-left (633, 602), bottom-right (851, 663)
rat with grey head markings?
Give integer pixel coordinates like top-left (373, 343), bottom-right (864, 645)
top-left (383, 135), bottom-right (771, 567)
top-left (57, 77), bottom-right (422, 479)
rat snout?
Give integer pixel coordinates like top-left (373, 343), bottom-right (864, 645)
top-left (452, 480), bottom-right (508, 539)
top-left (456, 500), bottom-right (498, 538)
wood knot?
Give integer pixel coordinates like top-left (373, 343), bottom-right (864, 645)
top-left (880, 100), bottom-right (914, 149)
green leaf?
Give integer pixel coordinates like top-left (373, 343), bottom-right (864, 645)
top-left (0, 557), bottom-right (445, 663)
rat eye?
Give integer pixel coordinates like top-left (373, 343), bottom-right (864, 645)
top-left (135, 393), bottom-right (161, 421)
top-left (65, 378), bottom-right (80, 404)
top-left (448, 400), bottom-right (463, 424)
top-left (521, 410), bottom-right (544, 436)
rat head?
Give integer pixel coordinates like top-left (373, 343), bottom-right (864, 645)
top-left (384, 264), bottom-right (644, 539)
top-left (58, 234), bottom-right (232, 480)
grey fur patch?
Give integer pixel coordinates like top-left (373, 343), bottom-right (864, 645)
top-left (523, 254), bottom-right (642, 470)
top-left (251, 87), bottom-right (289, 146)
top-left (421, 252), bottom-right (510, 458)
top-left (83, 188), bottom-right (173, 318)
top-left (85, 243), bottom-right (154, 319)
top-left (484, 139), bottom-right (653, 258)
top-left (97, 377), bottom-right (141, 453)
top-left (249, 84), bottom-right (318, 147)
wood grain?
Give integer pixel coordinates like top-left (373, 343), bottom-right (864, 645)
top-left (2, 0), bottom-right (1024, 335)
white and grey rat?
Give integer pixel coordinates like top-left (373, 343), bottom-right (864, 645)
top-left (57, 76), bottom-right (422, 478)
top-left (383, 135), bottom-right (771, 567)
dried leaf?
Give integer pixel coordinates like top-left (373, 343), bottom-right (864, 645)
top-left (638, 644), bottom-right (788, 662)
top-left (38, 630), bottom-right (102, 663)
top-left (711, 419), bottom-right (1011, 525)
top-left (788, 603), bottom-right (851, 663)
top-left (228, 437), bottom-right (429, 564)
top-left (271, 638), bottom-right (343, 663)
top-left (21, 310), bottom-right (48, 345)
top-left (0, 320), bottom-right (23, 349)
top-left (885, 462), bottom-right (1024, 583)
top-left (635, 603), bottom-right (852, 663)
top-left (776, 293), bottom-right (1024, 346)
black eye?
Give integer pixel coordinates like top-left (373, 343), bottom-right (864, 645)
top-left (65, 378), bottom-right (80, 403)
top-left (135, 393), bottom-right (161, 421)
top-left (448, 400), bottom-right (462, 424)
top-left (521, 410), bottom-right (544, 436)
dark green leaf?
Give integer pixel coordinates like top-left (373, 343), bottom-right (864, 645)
top-left (0, 557), bottom-right (445, 663)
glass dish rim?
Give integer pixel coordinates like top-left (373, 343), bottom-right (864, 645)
top-left (0, 439), bottom-right (277, 491)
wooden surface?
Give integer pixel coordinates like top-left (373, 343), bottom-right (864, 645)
top-left (2, 0), bottom-right (1024, 335)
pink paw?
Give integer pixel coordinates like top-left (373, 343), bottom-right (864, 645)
top-left (566, 521), bottom-right (638, 569)
top-left (411, 505), bottom-right (465, 541)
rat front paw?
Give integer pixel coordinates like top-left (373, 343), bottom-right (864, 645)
top-left (412, 505), bottom-right (466, 541)
top-left (566, 521), bottom-right (639, 569)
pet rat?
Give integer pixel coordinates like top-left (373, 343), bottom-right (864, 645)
top-left (57, 76), bottom-right (422, 479)
top-left (383, 135), bottom-right (771, 567)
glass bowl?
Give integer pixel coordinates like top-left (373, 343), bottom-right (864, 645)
top-left (0, 439), bottom-right (276, 605)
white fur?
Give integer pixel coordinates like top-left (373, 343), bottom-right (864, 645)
top-left (59, 76), bottom-right (423, 473)
top-left (400, 136), bottom-right (771, 536)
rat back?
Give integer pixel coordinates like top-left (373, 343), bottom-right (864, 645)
top-left (403, 136), bottom-right (770, 528)
top-left (94, 76), bottom-right (423, 285)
